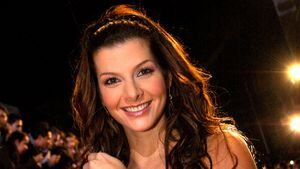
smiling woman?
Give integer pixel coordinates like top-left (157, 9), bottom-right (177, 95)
top-left (71, 4), bottom-right (257, 169)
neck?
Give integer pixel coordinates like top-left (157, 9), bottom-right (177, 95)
top-left (125, 117), bottom-right (166, 169)
top-left (128, 148), bottom-right (165, 169)
top-left (127, 141), bottom-right (166, 169)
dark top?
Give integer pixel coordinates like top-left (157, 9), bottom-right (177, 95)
top-left (0, 145), bottom-right (16, 169)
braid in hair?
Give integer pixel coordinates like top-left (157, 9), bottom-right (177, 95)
top-left (94, 19), bottom-right (150, 36)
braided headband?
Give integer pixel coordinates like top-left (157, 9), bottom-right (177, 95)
top-left (93, 17), bottom-right (151, 36)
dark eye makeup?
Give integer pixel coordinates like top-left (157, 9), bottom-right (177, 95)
top-left (102, 65), bottom-right (156, 86)
top-left (104, 77), bottom-right (120, 85)
top-left (137, 67), bottom-right (154, 77)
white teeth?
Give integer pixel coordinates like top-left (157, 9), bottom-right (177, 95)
top-left (124, 102), bottom-right (149, 112)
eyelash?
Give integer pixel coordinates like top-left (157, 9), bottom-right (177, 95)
top-left (104, 77), bottom-right (120, 85)
top-left (137, 68), bottom-right (154, 77)
top-left (103, 67), bottom-right (154, 86)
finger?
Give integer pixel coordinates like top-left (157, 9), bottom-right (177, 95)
top-left (98, 152), bottom-right (124, 165)
top-left (83, 160), bottom-right (101, 169)
top-left (87, 153), bottom-right (98, 161)
top-left (99, 152), bottom-right (117, 161)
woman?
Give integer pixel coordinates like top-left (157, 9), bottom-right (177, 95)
top-left (0, 131), bottom-right (29, 169)
top-left (72, 4), bottom-right (257, 169)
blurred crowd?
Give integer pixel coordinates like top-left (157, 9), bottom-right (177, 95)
top-left (1, 102), bottom-right (299, 169)
top-left (0, 104), bottom-right (83, 169)
top-left (260, 161), bottom-right (300, 169)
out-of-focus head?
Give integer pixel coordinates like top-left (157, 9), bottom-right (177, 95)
top-left (15, 134), bottom-right (29, 154)
top-left (65, 132), bottom-right (78, 149)
top-left (51, 146), bottom-right (73, 169)
top-left (0, 105), bottom-right (8, 129)
top-left (8, 113), bottom-right (23, 132)
top-left (64, 132), bottom-right (78, 158)
top-left (50, 127), bottom-right (65, 147)
top-left (7, 131), bottom-right (29, 154)
top-left (31, 122), bottom-right (52, 149)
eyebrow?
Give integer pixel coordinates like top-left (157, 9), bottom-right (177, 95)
top-left (98, 59), bottom-right (154, 77)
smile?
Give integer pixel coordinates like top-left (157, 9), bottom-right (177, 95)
top-left (122, 101), bottom-right (152, 113)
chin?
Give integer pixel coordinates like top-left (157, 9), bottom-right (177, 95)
top-left (126, 115), bottom-right (166, 133)
top-left (126, 123), bottom-right (155, 132)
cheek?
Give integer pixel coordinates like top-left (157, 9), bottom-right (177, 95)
top-left (144, 75), bottom-right (167, 98)
top-left (16, 144), bottom-right (21, 151)
top-left (21, 144), bottom-right (25, 150)
top-left (100, 86), bottom-right (122, 110)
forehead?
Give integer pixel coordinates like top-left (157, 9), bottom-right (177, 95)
top-left (93, 38), bottom-right (155, 72)
top-left (14, 119), bottom-right (23, 124)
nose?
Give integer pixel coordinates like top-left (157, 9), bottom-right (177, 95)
top-left (124, 79), bottom-right (143, 103)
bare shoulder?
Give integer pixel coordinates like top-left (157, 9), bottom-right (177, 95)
top-left (206, 130), bottom-right (257, 169)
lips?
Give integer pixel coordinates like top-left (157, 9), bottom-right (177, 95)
top-left (121, 101), bottom-right (152, 117)
top-left (122, 101), bottom-right (152, 112)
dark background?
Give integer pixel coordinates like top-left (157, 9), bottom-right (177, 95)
top-left (1, 0), bottom-right (299, 165)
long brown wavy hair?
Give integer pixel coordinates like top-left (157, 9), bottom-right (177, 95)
top-left (72, 4), bottom-right (236, 168)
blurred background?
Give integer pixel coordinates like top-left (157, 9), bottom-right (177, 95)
top-left (1, 0), bottom-right (299, 167)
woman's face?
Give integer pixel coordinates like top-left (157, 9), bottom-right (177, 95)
top-left (16, 135), bottom-right (29, 154)
top-left (93, 38), bottom-right (167, 133)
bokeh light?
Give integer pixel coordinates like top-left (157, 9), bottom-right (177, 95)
top-left (288, 64), bottom-right (300, 84)
top-left (289, 115), bottom-right (300, 132)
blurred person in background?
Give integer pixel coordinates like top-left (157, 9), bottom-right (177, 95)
top-left (274, 161), bottom-right (288, 169)
top-left (6, 113), bottom-right (23, 139)
top-left (50, 127), bottom-right (65, 148)
top-left (46, 146), bottom-right (74, 169)
top-left (0, 131), bottom-right (29, 169)
top-left (65, 132), bottom-right (79, 161)
top-left (20, 122), bottom-right (53, 169)
top-left (0, 104), bottom-right (9, 144)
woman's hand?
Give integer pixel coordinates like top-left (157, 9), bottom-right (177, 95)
top-left (83, 152), bottom-right (126, 169)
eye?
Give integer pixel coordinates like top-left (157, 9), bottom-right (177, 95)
top-left (137, 68), bottom-right (154, 77)
top-left (104, 77), bottom-right (121, 85)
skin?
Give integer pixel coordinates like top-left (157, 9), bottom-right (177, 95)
top-left (48, 154), bottom-right (61, 167)
top-left (35, 131), bottom-right (53, 150)
top-left (51, 133), bottom-right (64, 147)
top-left (0, 109), bottom-right (8, 128)
top-left (83, 38), bottom-right (257, 169)
top-left (7, 120), bottom-right (23, 140)
top-left (10, 119), bottom-right (23, 132)
top-left (15, 135), bottom-right (29, 154)
top-left (94, 38), bottom-right (167, 134)
top-left (206, 132), bottom-right (258, 169)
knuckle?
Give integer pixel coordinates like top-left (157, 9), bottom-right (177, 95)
top-left (96, 152), bottom-right (105, 159)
